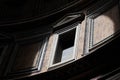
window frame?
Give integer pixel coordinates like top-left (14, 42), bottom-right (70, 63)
top-left (49, 23), bottom-right (81, 69)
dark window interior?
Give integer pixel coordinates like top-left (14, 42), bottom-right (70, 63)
top-left (53, 28), bottom-right (76, 64)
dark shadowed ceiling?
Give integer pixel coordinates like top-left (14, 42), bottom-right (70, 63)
top-left (0, 0), bottom-right (95, 34)
top-left (0, 0), bottom-right (79, 22)
top-left (0, 0), bottom-right (95, 25)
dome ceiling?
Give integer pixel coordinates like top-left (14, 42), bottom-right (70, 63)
top-left (0, 0), bottom-right (92, 25)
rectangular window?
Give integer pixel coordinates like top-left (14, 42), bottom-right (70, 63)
top-left (49, 23), bottom-right (80, 68)
top-left (53, 28), bottom-right (76, 64)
